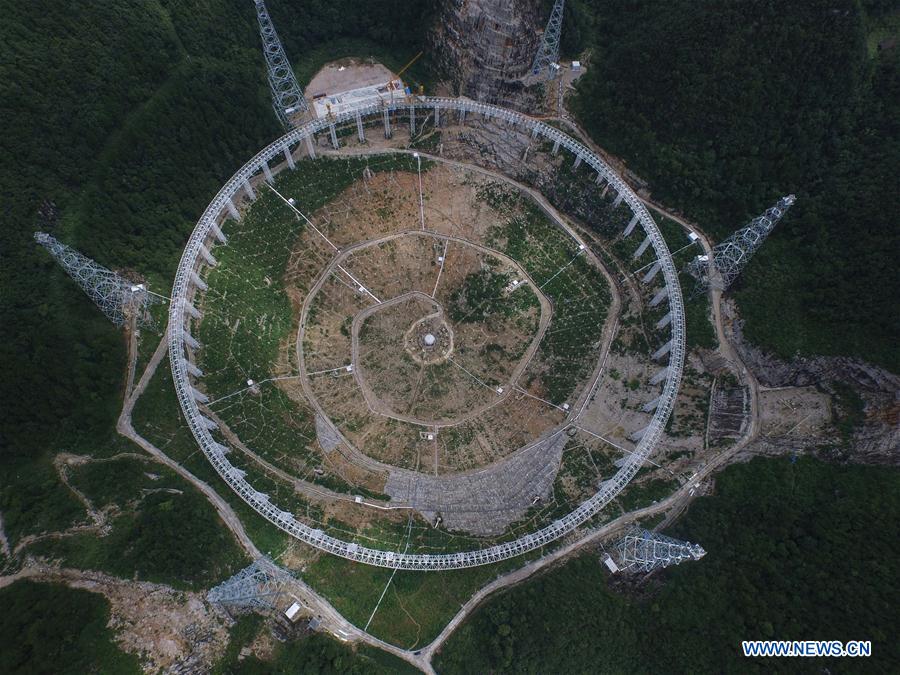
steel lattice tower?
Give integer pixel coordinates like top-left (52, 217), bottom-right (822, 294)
top-left (254, 0), bottom-right (309, 128)
top-left (618, 529), bottom-right (706, 573)
top-left (34, 232), bottom-right (157, 328)
top-left (207, 557), bottom-right (294, 610)
top-left (531, 0), bottom-right (565, 78)
top-left (686, 194), bottom-right (796, 295)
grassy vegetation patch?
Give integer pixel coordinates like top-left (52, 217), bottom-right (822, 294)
top-left (486, 189), bottom-right (612, 404)
top-left (303, 552), bottom-right (525, 649)
top-left (227, 630), bottom-right (419, 674)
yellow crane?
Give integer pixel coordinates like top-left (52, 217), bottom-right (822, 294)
top-left (396, 51), bottom-right (423, 79)
top-left (393, 51), bottom-right (425, 95)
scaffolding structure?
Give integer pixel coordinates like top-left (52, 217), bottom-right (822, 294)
top-left (254, 0), bottom-right (308, 128)
top-left (34, 231), bottom-right (157, 328)
top-left (686, 195), bottom-right (796, 295)
top-left (617, 529), bottom-right (706, 573)
top-left (531, 0), bottom-right (565, 78)
top-left (207, 556), bottom-right (294, 610)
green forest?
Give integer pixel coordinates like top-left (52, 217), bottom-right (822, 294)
top-left (570, 0), bottom-right (899, 371)
top-left (0, 581), bottom-right (141, 674)
top-left (435, 456), bottom-right (900, 673)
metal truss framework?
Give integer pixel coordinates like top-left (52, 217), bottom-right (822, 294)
top-left (254, 0), bottom-right (308, 128)
top-left (618, 529), bottom-right (706, 573)
top-left (34, 232), bottom-right (156, 328)
top-left (169, 97), bottom-right (687, 570)
top-left (207, 556), bottom-right (293, 610)
top-left (531, 0), bottom-right (565, 77)
top-left (686, 194), bottom-right (796, 295)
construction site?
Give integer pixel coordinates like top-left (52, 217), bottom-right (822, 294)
top-left (22, 1), bottom-right (894, 672)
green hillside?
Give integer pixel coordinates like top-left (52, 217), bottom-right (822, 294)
top-left (571, 0), bottom-right (899, 371)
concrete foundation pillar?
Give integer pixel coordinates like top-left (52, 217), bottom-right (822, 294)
top-left (434, 105), bottom-right (440, 127)
top-left (383, 109), bottom-right (392, 138)
top-left (409, 105), bottom-right (416, 135)
top-left (652, 340), bottom-right (673, 360)
top-left (634, 236), bottom-right (652, 260)
top-left (283, 145), bottom-right (295, 170)
top-left (242, 178), bottom-right (255, 200)
top-left (200, 415), bottom-right (218, 430)
top-left (573, 154), bottom-right (582, 169)
top-left (356, 111), bottom-right (365, 142)
top-left (191, 386), bottom-right (209, 404)
top-left (459, 109), bottom-right (466, 125)
top-left (184, 332), bottom-right (200, 350)
top-left (650, 366), bottom-right (670, 385)
top-left (629, 426), bottom-right (648, 442)
top-left (261, 159), bottom-right (274, 184)
top-left (211, 220), bottom-right (228, 243)
top-left (182, 300), bottom-right (201, 319)
top-left (624, 214), bottom-right (640, 237)
top-left (224, 200), bottom-right (239, 223)
top-left (612, 192), bottom-right (624, 208)
top-left (531, 126), bottom-right (540, 139)
top-left (552, 139), bottom-right (560, 155)
top-left (189, 271), bottom-right (208, 291)
top-left (305, 134), bottom-right (316, 159)
top-left (655, 312), bottom-right (672, 329)
top-left (643, 262), bottom-right (662, 283)
top-left (329, 124), bottom-right (338, 149)
top-left (641, 396), bottom-right (661, 413)
top-left (199, 244), bottom-right (217, 267)
top-left (601, 185), bottom-right (610, 198)
top-left (184, 360), bottom-right (204, 378)
top-left (649, 286), bottom-right (669, 308)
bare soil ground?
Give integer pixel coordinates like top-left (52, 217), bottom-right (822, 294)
top-left (306, 59), bottom-right (396, 99)
top-left (288, 163), bottom-right (605, 478)
top-left (758, 386), bottom-right (832, 439)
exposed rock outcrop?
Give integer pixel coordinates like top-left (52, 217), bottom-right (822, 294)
top-left (430, 0), bottom-right (545, 110)
top-left (726, 300), bottom-right (899, 465)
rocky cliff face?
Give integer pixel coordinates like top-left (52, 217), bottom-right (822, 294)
top-left (725, 300), bottom-right (899, 465)
top-left (430, 0), bottom-right (545, 110)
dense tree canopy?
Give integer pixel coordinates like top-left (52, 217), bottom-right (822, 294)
top-left (571, 0), bottom-right (899, 371)
top-left (0, 581), bottom-right (141, 674)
